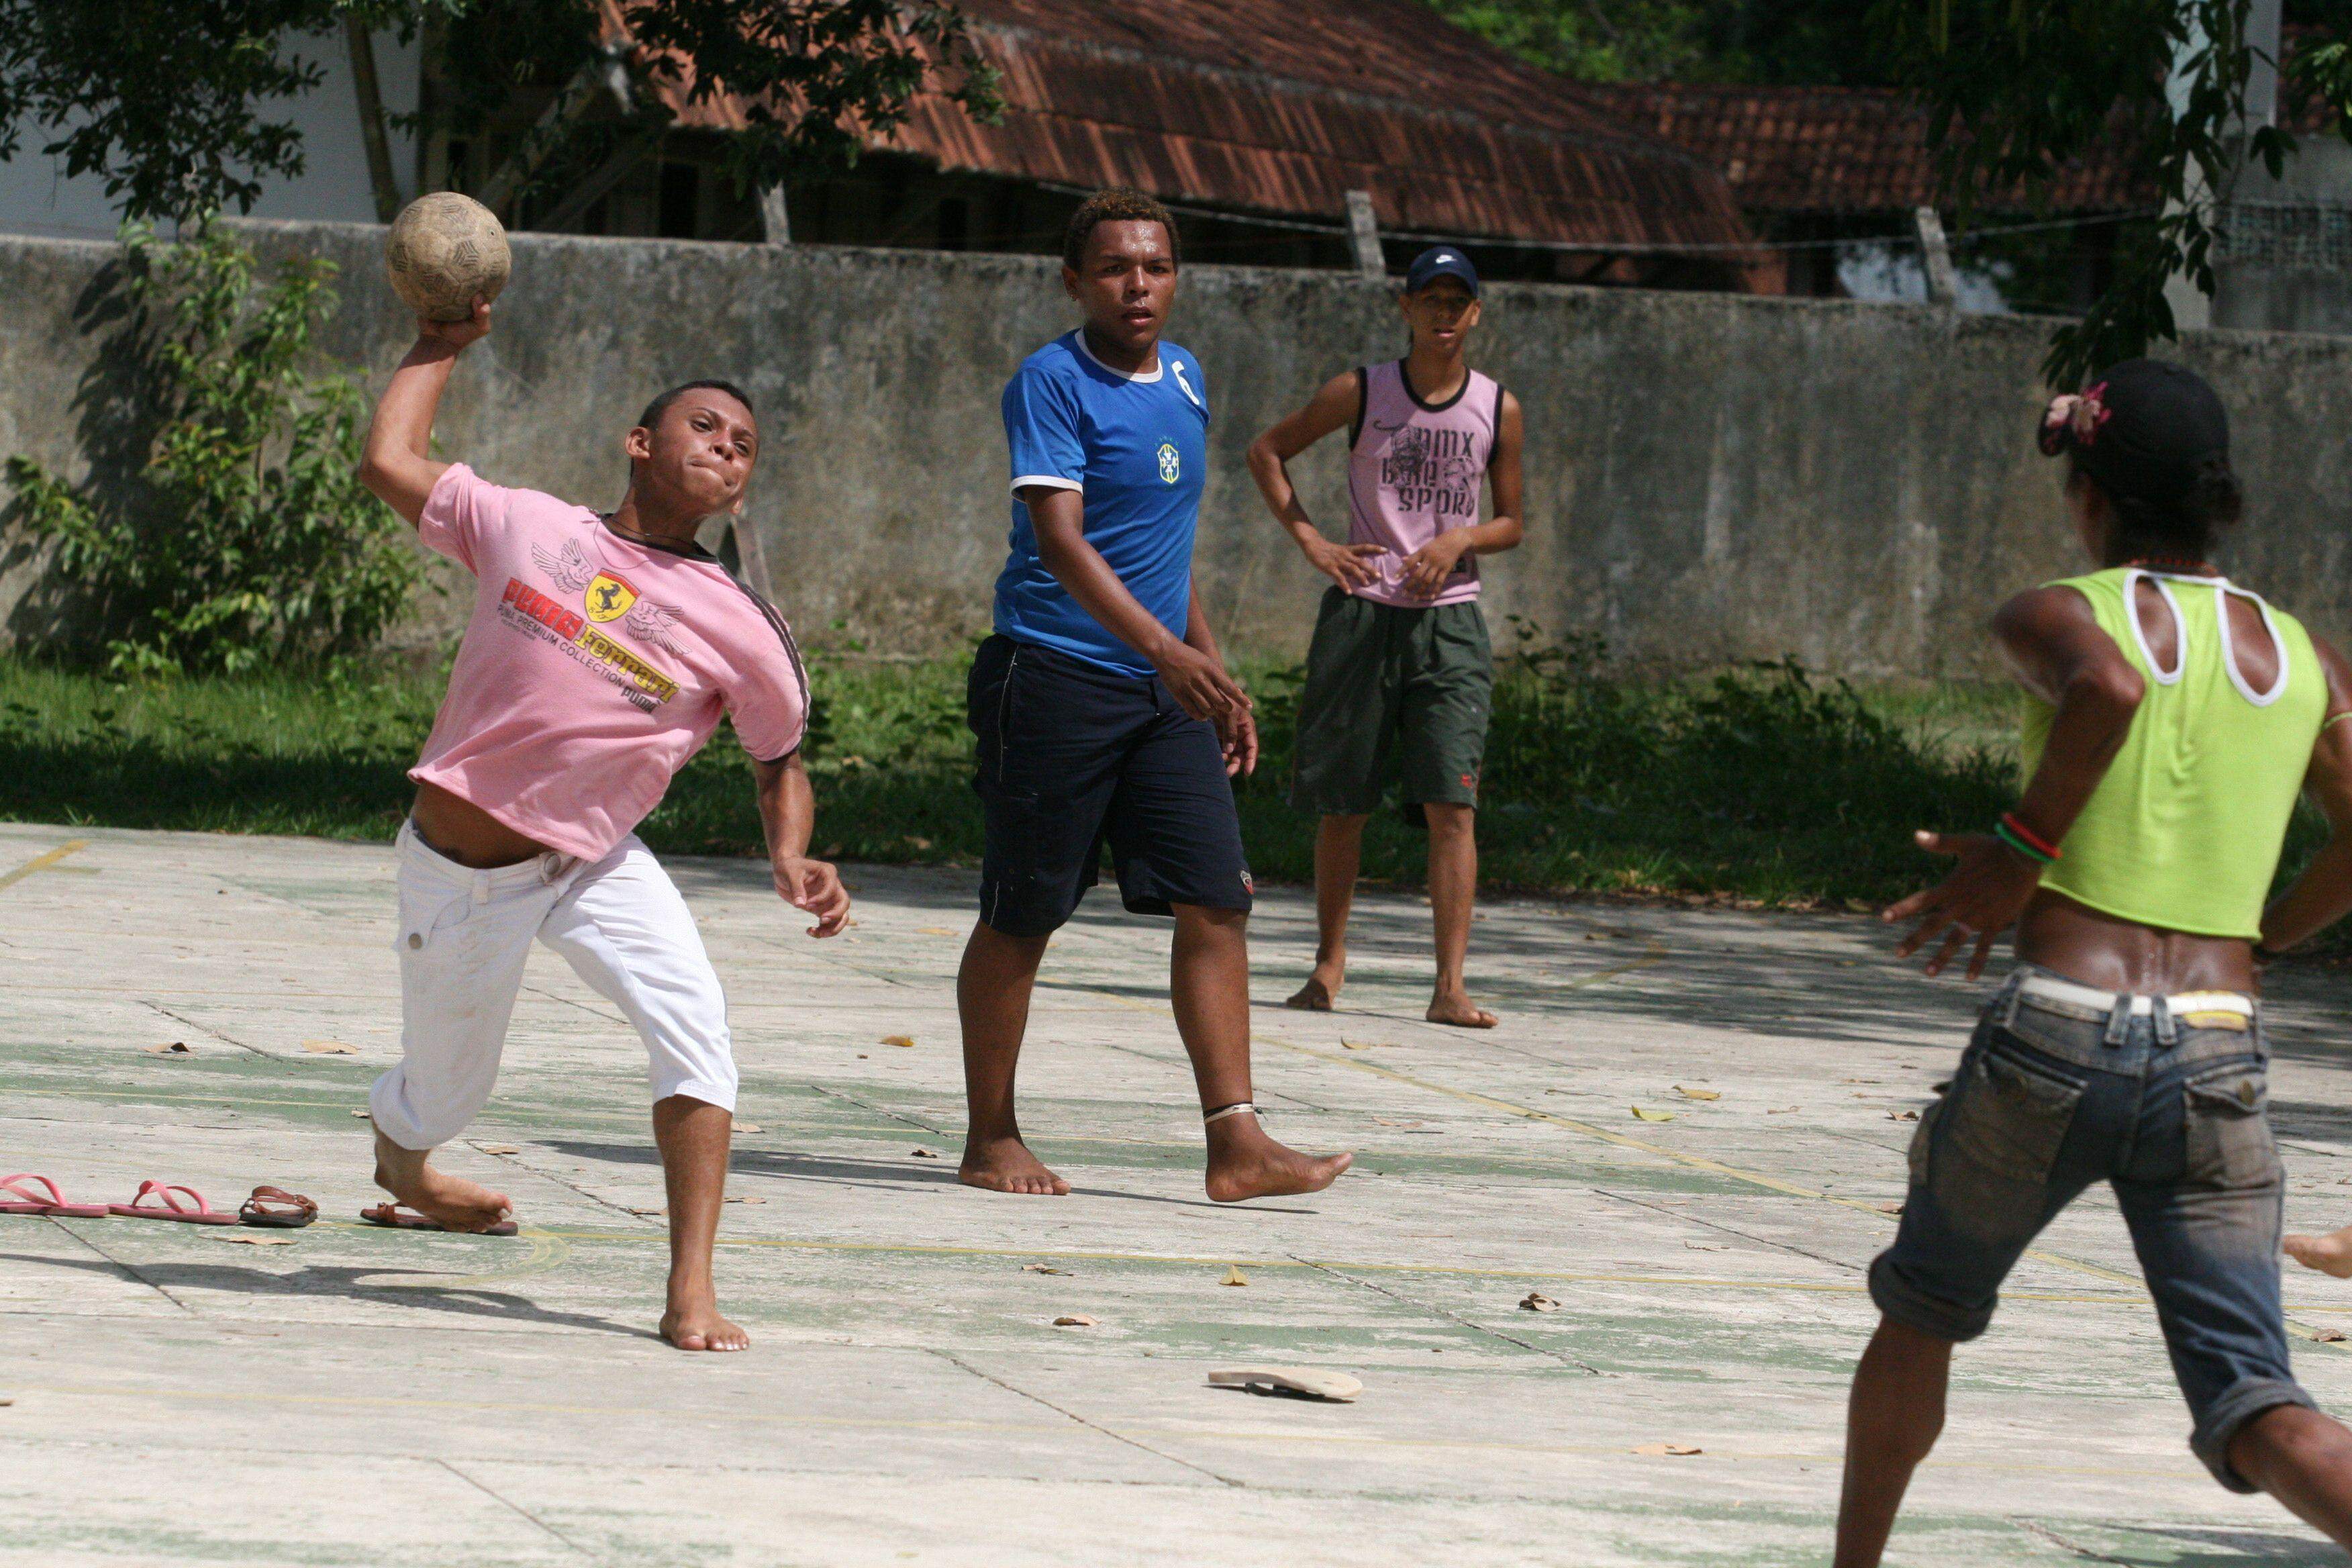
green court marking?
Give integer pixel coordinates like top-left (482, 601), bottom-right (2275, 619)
top-left (0, 838), bottom-right (87, 891)
top-left (0, 1379), bottom-right (2222, 1477)
top-left (1265, 1034), bottom-right (2352, 1349)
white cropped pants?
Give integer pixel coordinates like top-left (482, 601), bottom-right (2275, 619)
top-left (369, 820), bottom-right (738, 1150)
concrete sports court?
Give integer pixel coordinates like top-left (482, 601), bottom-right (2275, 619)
top-left (7, 820), bottom-right (2352, 1566)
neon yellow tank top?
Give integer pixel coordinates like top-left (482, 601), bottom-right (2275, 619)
top-left (2020, 568), bottom-right (2326, 940)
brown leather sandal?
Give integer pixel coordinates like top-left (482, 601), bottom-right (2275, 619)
top-left (239, 1186), bottom-right (318, 1229)
top-left (360, 1202), bottom-right (518, 1237)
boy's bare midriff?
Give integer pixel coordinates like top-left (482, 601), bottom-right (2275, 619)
top-left (409, 779), bottom-right (557, 868)
top-left (2016, 887), bottom-right (2255, 997)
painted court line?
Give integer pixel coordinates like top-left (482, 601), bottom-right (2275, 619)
top-left (0, 839), bottom-right (88, 891)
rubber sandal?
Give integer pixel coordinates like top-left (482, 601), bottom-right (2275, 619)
top-left (238, 1186), bottom-right (317, 1229)
top-left (360, 1202), bottom-right (518, 1237)
top-left (0, 1173), bottom-right (111, 1218)
top-left (110, 1180), bottom-right (237, 1225)
top-left (1208, 1367), bottom-right (1363, 1403)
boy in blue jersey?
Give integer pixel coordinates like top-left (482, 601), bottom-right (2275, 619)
top-left (957, 189), bottom-right (1353, 1204)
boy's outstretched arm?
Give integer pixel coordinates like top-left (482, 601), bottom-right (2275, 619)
top-left (1246, 371), bottom-right (1383, 590)
top-left (2262, 638), bottom-right (2352, 954)
top-left (1398, 389), bottom-right (1526, 597)
top-left (358, 299), bottom-right (493, 526)
top-left (753, 753), bottom-right (850, 938)
top-left (1885, 585), bottom-right (2145, 978)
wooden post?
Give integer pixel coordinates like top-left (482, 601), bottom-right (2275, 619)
top-left (1914, 206), bottom-right (1957, 306)
top-left (1345, 189), bottom-right (1383, 278)
top-left (345, 18), bottom-right (401, 222)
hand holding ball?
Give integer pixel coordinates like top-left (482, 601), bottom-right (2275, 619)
top-left (385, 193), bottom-right (510, 323)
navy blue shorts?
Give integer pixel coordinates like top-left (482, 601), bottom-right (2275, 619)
top-left (968, 635), bottom-right (1253, 938)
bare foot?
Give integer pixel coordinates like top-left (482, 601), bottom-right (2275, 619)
top-left (374, 1132), bottom-right (513, 1233)
top-left (661, 1290), bottom-right (750, 1353)
top-left (1285, 967), bottom-right (1342, 1012)
top-left (959, 1133), bottom-right (1071, 1195)
top-left (1428, 989), bottom-right (1498, 1028)
top-left (2286, 1228), bottom-right (2352, 1278)
top-left (1205, 1122), bottom-right (1353, 1204)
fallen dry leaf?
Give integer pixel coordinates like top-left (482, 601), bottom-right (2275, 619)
top-left (2316, 1327), bottom-right (2349, 1344)
top-left (222, 1233), bottom-right (295, 1246)
top-left (736, 1122), bottom-right (764, 1134)
top-left (1222, 1265), bottom-right (1249, 1287)
top-left (350, 1108), bottom-right (371, 1119)
top-left (301, 1040), bottom-right (357, 1055)
top-left (1766, 1107), bottom-right (1800, 1115)
top-left (626, 1206), bottom-right (666, 1218)
top-left (1683, 1242), bottom-right (1728, 1252)
top-left (881, 1034), bottom-right (916, 1048)
top-left (918, 926), bottom-right (959, 937)
top-left (1371, 1116), bottom-right (1424, 1128)
top-left (724, 1195), bottom-right (768, 1206)
top-left (0, 1395), bottom-right (12, 1406)
top-left (1630, 1106), bottom-right (1675, 1122)
top-left (1886, 1110), bottom-right (1920, 1122)
top-left (1052, 1314), bottom-right (1096, 1328)
top-left (1520, 1291), bottom-right (1560, 1313)
top-left (1023, 1263), bottom-right (1071, 1276)
top-left (910, 1146), bottom-right (941, 1160)
top-left (478, 1144), bottom-right (521, 1155)
top-left (1673, 1085), bottom-right (1721, 1101)
top-left (144, 1042), bottom-right (192, 1056)
top-left (1875, 1202), bottom-right (1905, 1216)
top-left (1632, 1442), bottom-right (1703, 1457)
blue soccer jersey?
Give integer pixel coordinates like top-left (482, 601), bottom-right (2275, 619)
top-left (993, 330), bottom-right (1210, 677)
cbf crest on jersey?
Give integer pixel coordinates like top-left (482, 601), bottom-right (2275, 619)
top-left (1157, 441), bottom-right (1181, 484)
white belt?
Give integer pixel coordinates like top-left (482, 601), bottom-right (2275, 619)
top-left (2016, 971), bottom-right (2253, 1020)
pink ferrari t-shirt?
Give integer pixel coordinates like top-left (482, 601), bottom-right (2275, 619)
top-left (407, 464), bottom-right (808, 861)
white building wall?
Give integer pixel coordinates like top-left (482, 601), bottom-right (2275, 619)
top-left (0, 28), bottom-right (420, 240)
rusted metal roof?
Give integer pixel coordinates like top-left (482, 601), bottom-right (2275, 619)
top-left (1587, 83), bottom-right (2151, 217)
top-left (627, 0), bottom-right (1760, 256)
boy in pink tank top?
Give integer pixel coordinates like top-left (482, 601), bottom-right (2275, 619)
top-left (354, 298), bottom-right (849, 1354)
top-left (1246, 246), bottom-right (1526, 1028)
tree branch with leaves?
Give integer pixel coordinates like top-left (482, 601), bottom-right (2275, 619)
top-left (1880, 0), bottom-right (2294, 386)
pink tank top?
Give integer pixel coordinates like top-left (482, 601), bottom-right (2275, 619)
top-left (1345, 358), bottom-right (1501, 607)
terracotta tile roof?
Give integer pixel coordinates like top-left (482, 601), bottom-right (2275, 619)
top-left (1585, 83), bottom-right (2151, 216)
top-left (626, 0), bottom-right (1761, 254)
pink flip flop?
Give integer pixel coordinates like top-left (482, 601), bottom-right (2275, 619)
top-left (110, 1181), bottom-right (237, 1225)
top-left (0, 1173), bottom-right (111, 1218)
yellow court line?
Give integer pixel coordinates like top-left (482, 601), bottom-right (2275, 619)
top-left (0, 839), bottom-right (89, 892)
top-left (1260, 1036), bottom-right (2352, 1346)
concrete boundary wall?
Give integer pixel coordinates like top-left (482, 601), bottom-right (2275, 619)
top-left (5, 221), bottom-right (2350, 675)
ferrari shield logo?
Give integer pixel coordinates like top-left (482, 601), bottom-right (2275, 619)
top-left (585, 571), bottom-right (638, 623)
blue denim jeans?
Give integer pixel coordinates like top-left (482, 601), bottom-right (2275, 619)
top-left (1869, 967), bottom-right (2314, 1491)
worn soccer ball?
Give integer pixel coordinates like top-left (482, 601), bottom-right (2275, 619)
top-left (385, 193), bottom-right (510, 322)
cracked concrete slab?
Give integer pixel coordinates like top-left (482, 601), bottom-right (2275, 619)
top-left (4, 822), bottom-right (2352, 1565)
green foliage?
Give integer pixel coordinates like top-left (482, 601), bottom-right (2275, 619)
top-left (3, 223), bottom-right (418, 676)
top-left (0, 0), bottom-right (996, 226)
top-left (1881, 0), bottom-right (2294, 387)
top-left (1417, 0), bottom-right (1888, 85)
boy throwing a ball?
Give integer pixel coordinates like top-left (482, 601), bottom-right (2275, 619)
top-left (356, 297), bottom-right (848, 1353)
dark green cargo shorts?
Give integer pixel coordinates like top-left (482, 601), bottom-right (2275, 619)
top-left (1288, 587), bottom-right (1493, 824)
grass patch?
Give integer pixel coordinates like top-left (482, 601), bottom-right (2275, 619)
top-left (0, 645), bottom-right (2328, 922)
